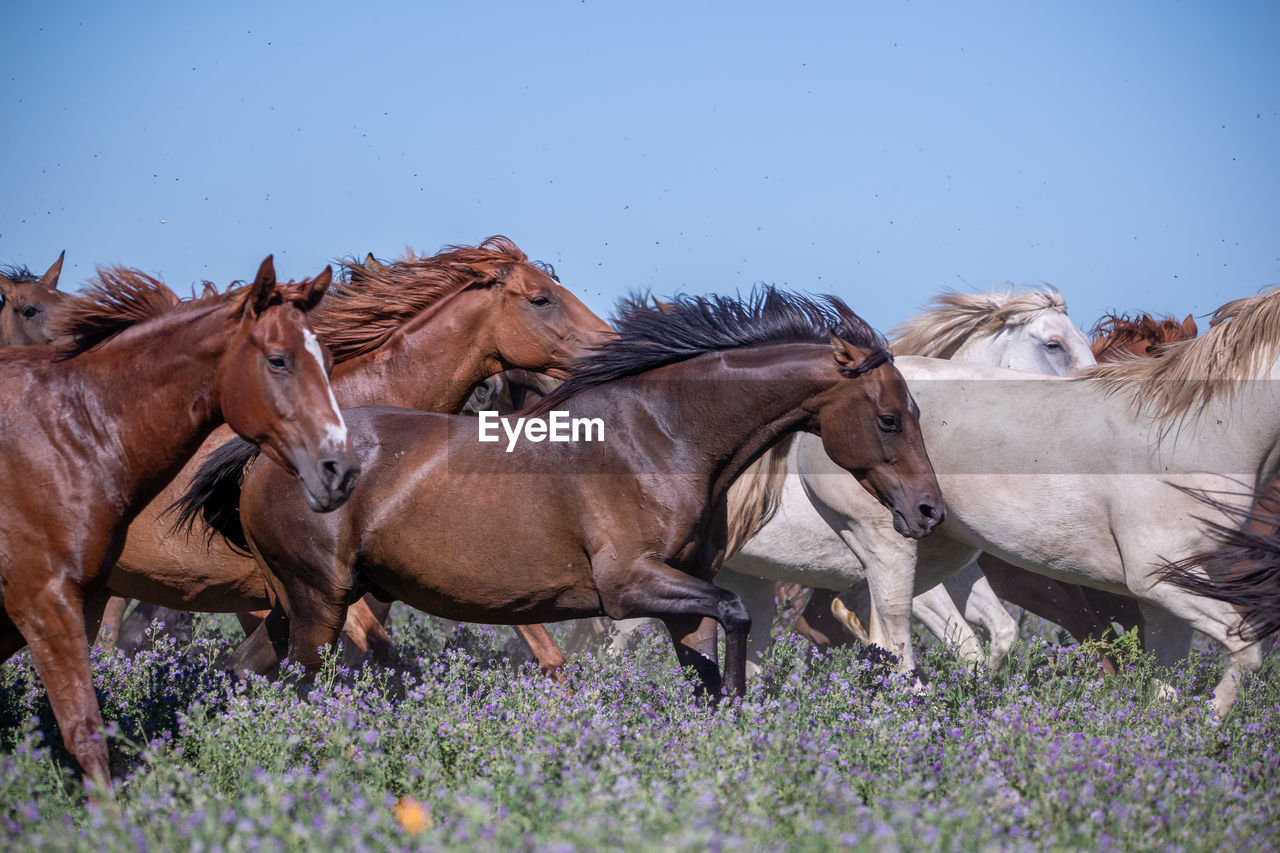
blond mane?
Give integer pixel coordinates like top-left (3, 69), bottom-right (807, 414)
top-left (1085, 286), bottom-right (1280, 426)
top-left (724, 435), bottom-right (795, 558)
top-left (891, 286), bottom-right (1069, 358)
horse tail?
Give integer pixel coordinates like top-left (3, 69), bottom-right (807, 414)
top-left (167, 437), bottom-right (261, 555)
top-left (724, 434), bottom-right (794, 558)
top-left (1158, 490), bottom-right (1280, 641)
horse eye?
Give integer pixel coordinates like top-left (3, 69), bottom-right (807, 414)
top-left (0, 294), bottom-right (6, 308)
top-left (21, 306), bottom-right (39, 319)
top-left (1045, 340), bottom-right (1064, 350)
top-left (530, 295), bottom-right (552, 307)
top-left (878, 414), bottom-right (901, 432)
top-left (267, 355), bottom-right (290, 372)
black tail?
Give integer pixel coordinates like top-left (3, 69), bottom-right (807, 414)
top-left (1159, 488), bottom-right (1280, 641)
top-left (167, 437), bottom-right (261, 555)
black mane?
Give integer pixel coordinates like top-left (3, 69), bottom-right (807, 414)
top-left (533, 286), bottom-right (889, 413)
top-left (0, 264), bottom-right (37, 283)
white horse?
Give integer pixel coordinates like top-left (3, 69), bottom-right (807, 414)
top-left (611, 286), bottom-right (1095, 668)
top-left (796, 288), bottom-right (1280, 715)
top-left (717, 286), bottom-right (1094, 672)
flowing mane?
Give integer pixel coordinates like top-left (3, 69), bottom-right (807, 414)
top-left (532, 287), bottom-right (889, 414)
top-left (51, 267), bottom-right (183, 357)
top-left (1090, 312), bottom-right (1195, 360)
top-left (891, 286), bottom-right (1069, 358)
top-left (0, 263), bottom-right (39, 283)
top-left (1085, 286), bottom-right (1280, 426)
top-left (314, 235), bottom-right (550, 363)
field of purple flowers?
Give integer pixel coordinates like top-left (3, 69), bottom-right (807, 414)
top-left (1, 612), bottom-right (1277, 852)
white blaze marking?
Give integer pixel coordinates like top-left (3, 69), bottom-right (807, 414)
top-left (303, 329), bottom-right (348, 448)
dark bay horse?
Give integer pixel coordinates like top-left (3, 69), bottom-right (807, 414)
top-left (103, 237), bottom-right (612, 667)
top-left (0, 258), bottom-right (358, 789)
top-left (182, 289), bottom-right (944, 695)
top-left (0, 251), bottom-right (68, 346)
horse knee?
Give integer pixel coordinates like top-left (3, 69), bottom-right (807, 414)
top-left (716, 594), bottom-right (751, 635)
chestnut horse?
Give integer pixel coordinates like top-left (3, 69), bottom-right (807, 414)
top-left (0, 258), bottom-right (357, 789)
top-left (0, 251), bottom-right (68, 346)
top-left (182, 289), bottom-right (944, 695)
top-left (102, 237), bottom-right (612, 669)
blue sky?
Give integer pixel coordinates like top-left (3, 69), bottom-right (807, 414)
top-left (4, 1), bottom-right (1278, 333)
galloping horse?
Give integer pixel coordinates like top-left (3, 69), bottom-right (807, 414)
top-left (714, 286), bottom-right (1094, 671)
top-left (0, 258), bottom-right (357, 788)
top-left (798, 287), bottom-right (1280, 715)
top-left (102, 237), bottom-right (612, 672)
top-left (0, 251), bottom-right (68, 346)
top-left (976, 310), bottom-right (1200, 658)
top-left (181, 289), bottom-right (944, 696)
top-left (1161, 492), bottom-right (1280, 641)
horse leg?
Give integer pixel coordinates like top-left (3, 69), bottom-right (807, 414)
top-left (227, 604), bottom-right (291, 677)
top-left (978, 554), bottom-right (1115, 643)
top-left (832, 527), bottom-right (920, 674)
top-left (335, 599), bottom-right (397, 665)
top-left (1136, 587), bottom-right (1262, 717)
top-left (716, 568), bottom-right (782, 676)
top-left (958, 572), bottom-right (1019, 672)
top-left (117, 601), bottom-right (192, 652)
top-left (912, 585), bottom-right (985, 667)
top-left (597, 558), bottom-right (750, 697)
top-left (235, 610), bottom-right (270, 637)
top-left (512, 624), bottom-right (566, 677)
top-left (94, 596), bottom-right (129, 650)
top-left (2, 576), bottom-right (111, 790)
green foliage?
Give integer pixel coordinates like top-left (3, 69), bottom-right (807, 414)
top-left (1, 613), bottom-right (1277, 851)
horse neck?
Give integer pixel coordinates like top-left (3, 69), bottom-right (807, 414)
top-left (329, 286), bottom-right (502, 412)
top-left (75, 306), bottom-right (239, 506)
top-left (620, 342), bottom-right (834, 504)
top-left (949, 331), bottom-right (1007, 367)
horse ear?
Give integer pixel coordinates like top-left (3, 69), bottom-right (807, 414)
top-left (830, 334), bottom-right (860, 368)
top-left (248, 255), bottom-right (279, 316)
top-left (362, 252), bottom-right (385, 273)
top-left (38, 251), bottom-right (65, 289)
top-left (294, 266), bottom-right (333, 311)
top-left (1181, 313), bottom-right (1198, 338)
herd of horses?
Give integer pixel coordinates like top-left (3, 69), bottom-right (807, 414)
top-left (2, 237), bottom-right (1279, 796)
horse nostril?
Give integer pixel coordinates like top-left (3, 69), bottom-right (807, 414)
top-left (920, 502), bottom-right (941, 521)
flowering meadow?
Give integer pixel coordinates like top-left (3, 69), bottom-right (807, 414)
top-left (1, 612), bottom-right (1277, 852)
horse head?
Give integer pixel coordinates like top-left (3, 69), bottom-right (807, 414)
top-left (454, 239), bottom-right (615, 378)
top-left (219, 256), bottom-right (360, 512)
top-left (0, 251), bottom-right (69, 347)
top-left (811, 333), bottom-right (944, 539)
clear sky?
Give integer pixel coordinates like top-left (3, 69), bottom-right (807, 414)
top-left (4, 0), bottom-right (1278, 334)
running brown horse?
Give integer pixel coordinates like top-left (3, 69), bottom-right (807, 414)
top-left (182, 289), bottom-right (944, 696)
top-left (0, 251), bottom-right (68, 346)
top-left (0, 257), bottom-right (358, 789)
top-left (103, 237), bottom-right (612, 669)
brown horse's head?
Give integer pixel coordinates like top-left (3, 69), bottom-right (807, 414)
top-left (811, 334), bottom-right (944, 538)
top-left (218, 256), bottom-right (360, 512)
top-left (439, 238), bottom-right (614, 378)
top-left (0, 251), bottom-right (69, 347)
top-left (1090, 312), bottom-right (1197, 362)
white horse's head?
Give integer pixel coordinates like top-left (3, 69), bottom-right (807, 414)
top-left (892, 285), bottom-right (1095, 376)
